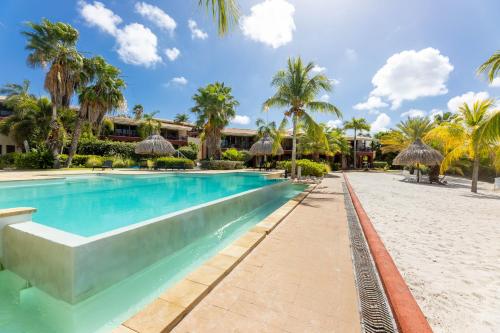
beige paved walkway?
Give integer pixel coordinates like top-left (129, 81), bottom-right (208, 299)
top-left (172, 175), bottom-right (361, 333)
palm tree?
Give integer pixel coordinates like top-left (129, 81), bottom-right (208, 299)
top-left (264, 57), bottom-right (342, 177)
top-left (174, 113), bottom-right (190, 124)
top-left (0, 80), bottom-right (36, 102)
top-left (433, 111), bottom-right (457, 124)
top-left (133, 104), bottom-right (144, 120)
top-left (22, 19), bottom-right (85, 162)
top-left (191, 82), bottom-right (238, 159)
top-left (138, 111), bottom-right (162, 138)
top-left (327, 127), bottom-right (350, 157)
top-left (380, 117), bottom-right (434, 154)
top-left (477, 51), bottom-right (500, 83)
top-left (66, 57), bottom-right (126, 167)
top-left (297, 123), bottom-right (330, 161)
top-left (343, 117), bottom-right (370, 168)
top-left (255, 118), bottom-right (287, 155)
top-left (198, 0), bottom-right (239, 35)
top-left (426, 99), bottom-right (500, 193)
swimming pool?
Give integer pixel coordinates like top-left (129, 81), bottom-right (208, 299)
top-left (0, 172), bottom-right (305, 332)
top-left (0, 173), bottom-right (284, 236)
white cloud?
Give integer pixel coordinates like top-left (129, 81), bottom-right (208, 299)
top-left (400, 109), bottom-right (426, 118)
top-left (370, 48), bottom-right (453, 109)
top-left (345, 48), bottom-right (358, 62)
top-left (489, 78), bottom-right (500, 88)
top-left (116, 23), bottom-right (161, 67)
top-left (135, 2), bottom-right (176, 34)
top-left (188, 19), bottom-right (208, 40)
top-left (232, 115), bottom-right (251, 125)
top-left (326, 119), bottom-right (343, 129)
top-left (240, 0), bottom-right (295, 48)
top-left (165, 47), bottom-right (180, 61)
top-left (79, 1), bottom-right (122, 35)
top-left (371, 113), bottom-right (391, 133)
top-left (320, 94), bottom-right (330, 102)
top-left (170, 76), bottom-right (188, 85)
top-left (311, 65), bottom-right (326, 73)
top-left (353, 96), bottom-right (388, 111)
top-left (447, 91), bottom-right (489, 112)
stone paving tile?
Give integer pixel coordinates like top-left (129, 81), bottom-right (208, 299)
top-left (172, 176), bottom-right (361, 333)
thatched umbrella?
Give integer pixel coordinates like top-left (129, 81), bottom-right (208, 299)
top-left (135, 134), bottom-right (176, 156)
top-left (393, 138), bottom-right (443, 182)
top-left (249, 134), bottom-right (284, 168)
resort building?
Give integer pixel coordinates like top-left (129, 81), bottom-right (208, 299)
top-left (0, 96), bottom-right (22, 155)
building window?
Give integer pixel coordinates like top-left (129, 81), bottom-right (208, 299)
top-left (6, 145), bottom-right (15, 153)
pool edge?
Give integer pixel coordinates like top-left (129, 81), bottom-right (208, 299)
top-left (118, 183), bottom-right (316, 333)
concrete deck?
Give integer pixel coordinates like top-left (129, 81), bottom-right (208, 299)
top-left (171, 175), bottom-right (361, 333)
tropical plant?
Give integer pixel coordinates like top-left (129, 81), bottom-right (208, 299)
top-left (433, 111), bottom-right (457, 124)
top-left (276, 159), bottom-right (329, 177)
top-left (0, 80), bottom-right (36, 103)
top-left (174, 113), bottom-right (190, 123)
top-left (133, 104), bottom-right (144, 120)
top-left (191, 82), bottom-right (239, 159)
top-left (66, 57), bottom-right (126, 167)
top-left (477, 51), bottom-right (500, 83)
top-left (22, 19), bottom-right (85, 161)
top-left (343, 117), bottom-right (370, 168)
top-left (255, 117), bottom-right (287, 154)
top-left (297, 123), bottom-right (330, 161)
top-left (138, 111), bottom-right (161, 138)
top-left (327, 127), bottom-right (350, 156)
top-left (263, 57), bottom-right (342, 177)
top-left (380, 117), bottom-right (434, 154)
top-left (425, 99), bottom-right (500, 193)
top-left (198, 0), bottom-right (239, 35)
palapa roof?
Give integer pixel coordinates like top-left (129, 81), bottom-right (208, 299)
top-left (393, 139), bottom-right (443, 166)
top-left (109, 116), bottom-right (193, 131)
top-left (249, 134), bottom-right (284, 156)
top-left (135, 134), bottom-right (176, 156)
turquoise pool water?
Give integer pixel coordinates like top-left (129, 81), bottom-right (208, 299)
top-left (0, 173), bottom-right (282, 236)
top-left (0, 173), bottom-right (305, 332)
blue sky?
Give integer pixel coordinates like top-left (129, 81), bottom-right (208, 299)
top-left (0, 0), bottom-right (499, 132)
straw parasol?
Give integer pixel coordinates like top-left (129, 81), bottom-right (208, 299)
top-left (135, 134), bottom-right (176, 156)
top-left (393, 138), bottom-right (443, 182)
top-left (249, 133), bottom-right (284, 168)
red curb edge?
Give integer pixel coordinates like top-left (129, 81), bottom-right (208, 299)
top-left (343, 173), bottom-right (433, 333)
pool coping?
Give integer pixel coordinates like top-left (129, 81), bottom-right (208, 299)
top-left (115, 183), bottom-right (316, 333)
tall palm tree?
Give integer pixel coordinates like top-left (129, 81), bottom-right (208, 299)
top-left (343, 117), bottom-right (370, 168)
top-left (174, 113), bottom-right (190, 124)
top-left (198, 0), bottom-right (239, 35)
top-left (133, 104), bottom-right (144, 120)
top-left (22, 19), bottom-right (85, 162)
top-left (380, 117), bottom-right (434, 154)
top-left (477, 51), bottom-right (500, 83)
top-left (264, 57), bottom-right (342, 177)
top-left (138, 111), bottom-right (162, 138)
top-left (0, 80), bottom-right (36, 102)
top-left (426, 99), bottom-right (500, 193)
top-left (66, 57), bottom-right (126, 167)
top-left (191, 82), bottom-right (238, 159)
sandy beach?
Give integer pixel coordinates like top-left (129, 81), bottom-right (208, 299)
top-left (347, 172), bottom-right (500, 333)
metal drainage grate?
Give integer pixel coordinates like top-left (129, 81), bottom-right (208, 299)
top-left (343, 182), bottom-right (398, 333)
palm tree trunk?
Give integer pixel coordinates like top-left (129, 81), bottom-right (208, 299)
top-left (353, 129), bottom-right (357, 169)
top-left (66, 117), bottom-right (84, 167)
top-left (471, 154), bottom-right (480, 193)
top-left (291, 113), bottom-right (298, 178)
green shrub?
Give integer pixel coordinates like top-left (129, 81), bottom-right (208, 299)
top-left (0, 153), bottom-right (20, 169)
top-left (177, 145), bottom-right (198, 160)
top-left (330, 162), bottom-right (342, 171)
top-left (373, 161), bottom-right (388, 169)
top-left (85, 155), bottom-right (104, 168)
top-left (111, 156), bottom-right (136, 168)
top-left (200, 160), bottom-right (245, 170)
top-left (222, 148), bottom-right (246, 161)
top-left (14, 150), bottom-right (54, 169)
top-left (155, 157), bottom-right (194, 169)
top-left (276, 159), bottom-right (329, 177)
top-left (77, 138), bottom-right (136, 158)
top-left (72, 155), bottom-right (91, 167)
top-left (58, 154), bottom-right (68, 166)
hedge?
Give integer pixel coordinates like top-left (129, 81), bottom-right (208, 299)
top-left (200, 160), bottom-right (245, 170)
top-left (14, 150), bottom-right (54, 169)
top-left (155, 157), bottom-right (194, 169)
top-left (177, 146), bottom-right (198, 160)
top-left (276, 159), bottom-right (329, 177)
top-left (222, 148), bottom-right (248, 161)
top-left (0, 153), bottom-right (19, 169)
top-left (76, 138), bottom-right (136, 158)
top-left (58, 154), bottom-right (136, 168)
top-left (373, 161), bottom-right (389, 169)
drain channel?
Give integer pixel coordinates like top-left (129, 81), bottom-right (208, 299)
top-left (343, 182), bottom-right (398, 333)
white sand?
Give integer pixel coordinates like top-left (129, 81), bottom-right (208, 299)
top-left (346, 172), bottom-right (500, 333)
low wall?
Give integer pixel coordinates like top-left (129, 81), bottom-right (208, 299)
top-left (3, 181), bottom-right (291, 304)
